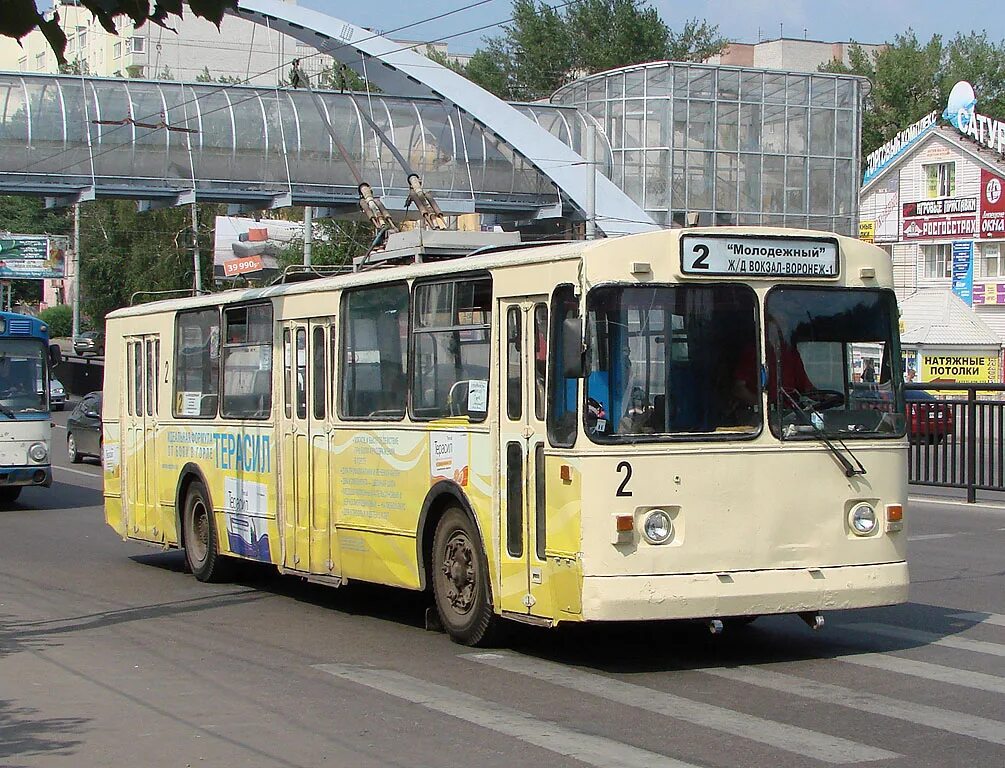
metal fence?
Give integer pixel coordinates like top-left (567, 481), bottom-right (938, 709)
top-left (906, 382), bottom-right (1005, 503)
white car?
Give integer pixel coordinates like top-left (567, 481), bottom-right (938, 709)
top-left (50, 377), bottom-right (66, 411)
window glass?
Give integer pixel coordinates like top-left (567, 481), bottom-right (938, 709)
top-left (765, 288), bottom-right (905, 440)
top-left (222, 304), bottom-right (272, 419)
top-left (506, 307), bottom-right (522, 421)
top-left (506, 442), bottom-right (523, 557)
top-left (313, 326), bottom-right (326, 420)
top-left (411, 278), bottom-right (491, 421)
top-left (0, 339), bottom-right (47, 415)
top-left (283, 328), bottom-right (291, 418)
top-left (585, 285), bottom-right (759, 442)
top-left (127, 342), bottom-right (134, 416)
top-left (296, 328), bottom-right (307, 420)
top-left (923, 244), bottom-right (952, 279)
top-left (533, 304), bottom-right (548, 421)
top-left (133, 341), bottom-right (144, 417)
top-left (145, 339), bottom-right (155, 416)
top-left (174, 309), bottom-right (219, 418)
top-left (982, 242), bottom-right (1001, 278)
top-left (925, 162), bottom-right (956, 198)
top-left (341, 284), bottom-right (408, 419)
top-left (154, 340), bottom-right (160, 412)
top-left (548, 285), bottom-right (579, 447)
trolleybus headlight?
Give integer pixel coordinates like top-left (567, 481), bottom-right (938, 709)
top-left (28, 442), bottom-right (48, 463)
top-left (642, 509), bottom-right (673, 544)
top-left (849, 503), bottom-right (877, 535)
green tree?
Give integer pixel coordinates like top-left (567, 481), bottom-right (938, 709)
top-left (821, 31), bottom-right (1005, 161)
top-left (276, 215), bottom-right (374, 271)
top-left (39, 305), bottom-right (72, 338)
top-left (461, 0), bottom-right (726, 100)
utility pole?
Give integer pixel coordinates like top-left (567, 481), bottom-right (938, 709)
top-left (191, 202), bottom-right (202, 293)
top-left (303, 205), bottom-right (313, 266)
top-left (71, 203), bottom-right (81, 339)
top-left (585, 121), bottom-right (597, 241)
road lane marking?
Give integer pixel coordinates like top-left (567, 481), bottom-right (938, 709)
top-left (907, 533), bottom-right (956, 541)
top-left (54, 465), bottom-right (101, 479)
top-left (701, 666), bottom-right (1005, 746)
top-left (950, 611), bottom-right (1005, 627)
top-left (464, 652), bottom-right (897, 764)
top-left (835, 652), bottom-right (1005, 695)
top-left (843, 622), bottom-right (1005, 657)
top-left (316, 664), bottom-right (699, 768)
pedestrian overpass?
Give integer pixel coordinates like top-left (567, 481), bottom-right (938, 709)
top-left (0, 1), bottom-right (659, 236)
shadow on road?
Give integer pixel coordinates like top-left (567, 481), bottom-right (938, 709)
top-left (0, 699), bottom-right (87, 766)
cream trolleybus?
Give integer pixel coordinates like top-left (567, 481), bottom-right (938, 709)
top-left (103, 228), bottom-right (908, 645)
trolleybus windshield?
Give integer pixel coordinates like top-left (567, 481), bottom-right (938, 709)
top-left (0, 339), bottom-right (48, 415)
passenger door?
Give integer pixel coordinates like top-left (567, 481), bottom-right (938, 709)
top-left (280, 323), bottom-right (310, 570)
top-left (497, 297), bottom-right (552, 619)
top-left (122, 335), bottom-right (162, 543)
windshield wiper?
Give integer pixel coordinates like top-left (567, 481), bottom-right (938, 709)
top-left (0, 404), bottom-right (16, 419)
top-left (780, 389), bottom-right (866, 478)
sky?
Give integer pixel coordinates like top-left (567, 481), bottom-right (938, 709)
top-left (294, 0), bottom-right (1005, 54)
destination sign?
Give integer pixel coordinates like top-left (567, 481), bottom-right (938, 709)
top-left (680, 235), bottom-right (839, 278)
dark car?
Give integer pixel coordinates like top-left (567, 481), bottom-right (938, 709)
top-left (73, 331), bottom-right (105, 356)
top-left (67, 392), bottom-right (102, 463)
top-left (905, 389), bottom-right (954, 443)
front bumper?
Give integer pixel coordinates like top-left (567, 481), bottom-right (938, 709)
top-left (580, 561), bottom-right (909, 621)
top-left (0, 464), bottom-right (53, 488)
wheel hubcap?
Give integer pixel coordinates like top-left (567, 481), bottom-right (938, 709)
top-left (441, 531), bottom-right (475, 615)
top-left (189, 499), bottom-right (209, 563)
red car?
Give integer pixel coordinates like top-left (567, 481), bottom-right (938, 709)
top-left (906, 389), bottom-right (954, 443)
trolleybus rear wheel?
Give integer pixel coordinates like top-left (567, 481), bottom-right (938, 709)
top-left (432, 507), bottom-right (497, 646)
top-left (182, 480), bottom-right (231, 583)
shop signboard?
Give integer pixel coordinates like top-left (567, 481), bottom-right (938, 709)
top-left (901, 215), bottom-right (978, 240)
top-left (863, 110), bottom-right (938, 185)
top-left (951, 241), bottom-right (974, 305)
top-left (980, 168), bottom-right (1005, 239)
top-left (921, 354), bottom-right (1001, 385)
top-left (858, 220), bottom-right (875, 243)
top-left (944, 81), bottom-right (1005, 159)
top-left (0, 235), bottom-right (68, 279)
top-left (972, 282), bottom-right (1005, 304)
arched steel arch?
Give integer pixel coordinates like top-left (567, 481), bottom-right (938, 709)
top-left (233, 0), bottom-right (659, 236)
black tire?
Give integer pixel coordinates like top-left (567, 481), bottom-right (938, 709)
top-left (431, 507), bottom-right (497, 646)
top-left (0, 486), bottom-right (22, 504)
top-left (67, 432), bottom-right (82, 464)
top-left (182, 480), bottom-right (232, 583)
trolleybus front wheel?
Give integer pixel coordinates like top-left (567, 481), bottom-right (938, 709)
top-left (432, 507), bottom-right (497, 646)
top-left (182, 480), bottom-right (232, 583)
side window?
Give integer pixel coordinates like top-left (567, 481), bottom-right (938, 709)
top-left (126, 342), bottom-right (134, 416)
top-left (174, 308), bottom-right (220, 418)
top-left (222, 304), bottom-right (273, 419)
top-left (283, 329), bottom-right (292, 419)
top-left (296, 328), bottom-right (307, 420)
top-left (145, 339), bottom-right (155, 416)
top-left (133, 340), bottom-right (144, 417)
top-left (548, 285), bottom-right (579, 447)
top-left (312, 325), bottom-right (326, 420)
top-left (533, 304), bottom-right (547, 421)
top-left (506, 307), bottom-right (522, 421)
top-left (411, 277), bottom-right (492, 421)
top-left (341, 283), bottom-right (409, 420)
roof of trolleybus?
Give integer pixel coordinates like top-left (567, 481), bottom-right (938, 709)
top-left (106, 228), bottom-right (890, 320)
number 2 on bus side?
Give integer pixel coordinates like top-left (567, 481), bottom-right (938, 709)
top-left (689, 244), bottom-right (709, 270)
top-left (616, 461), bottom-right (633, 497)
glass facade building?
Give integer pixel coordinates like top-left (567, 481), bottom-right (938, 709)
top-left (552, 62), bottom-right (866, 235)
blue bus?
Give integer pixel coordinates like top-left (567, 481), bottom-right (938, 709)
top-left (0, 311), bottom-right (62, 503)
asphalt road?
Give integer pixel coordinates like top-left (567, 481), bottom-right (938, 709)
top-left (1, 412), bottom-right (1003, 768)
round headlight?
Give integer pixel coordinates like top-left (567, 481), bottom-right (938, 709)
top-left (28, 442), bottom-right (48, 463)
top-left (642, 509), bottom-right (673, 544)
top-left (849, 503), bottom-right (877, 535)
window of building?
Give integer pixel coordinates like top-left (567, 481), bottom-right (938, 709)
top-left (922, 243), bottom-right (952, 279)
top-left (130, 36), bottom-right (145, 53)
top-left (924, 162), bottom-right (956, 199)
top-left (411, 277), bottom-right (491, 421)
top-left (222, 303), bottom-right (273, 419)
top-left (174, 308), bottom-right (219, 418)
top-left (35, 52), bottom-right (45, 70)
top-left (341, 284), bottom-right (408, 420)
top-left (982, 242), bottom-right (1002, 278)
top-left (113, 42), bottom-right (121, 58)
top-left (77, 30), bottom-right (87, 48)
top-left (17, 57), bottom-right (26, 72)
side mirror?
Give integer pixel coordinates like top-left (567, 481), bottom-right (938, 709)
top-left (49, 343), bottom-right (62, 366)
top-left (561, 317), bottom-right (584, 379)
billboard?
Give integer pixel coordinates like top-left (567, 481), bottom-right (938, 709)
top-left (980, 168), bottom-right (1005, 239)
top-left (951, 241), bottom-right (974, 305)
top-left (213, 217), bottom-right (302, 281)
top-left (921, 354), bottom-right (1001, 385)
top-left (0, 235), bottom-right (68, 279)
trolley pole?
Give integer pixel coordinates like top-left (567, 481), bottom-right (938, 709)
top-left (303, 205), bottom-right (313, 266)
top-left (71, 202), bottom-right (81, 339)
top-left (191, 202), bottom-right (202, 293)
top-left (585, 121), bottom-right (597, 241)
